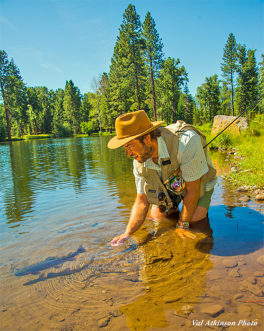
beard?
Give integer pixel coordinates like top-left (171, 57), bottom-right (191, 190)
top-left (135, 145), bottom-right (153, 163)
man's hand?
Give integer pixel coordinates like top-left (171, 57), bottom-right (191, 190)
top-left (175, 228), bottom-right (196, 239)
top-left (111, 233), bottom-right (130, 246)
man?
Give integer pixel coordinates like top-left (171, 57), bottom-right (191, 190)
top-left (108, 110), bottom-right (217, 246)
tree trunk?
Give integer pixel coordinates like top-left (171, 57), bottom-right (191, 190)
top-left (4, 105), bottom-right (11, 140)
top-left (150, 61), bottom-right (157, 121)
top-left (230, 71), bottom-right (234, 116)
top-left (97, 94), bottom-right (102, 134)
top-left (135, 71), bottom-right (141, 110)
top-left (1, 87), bottom-right (11, 140)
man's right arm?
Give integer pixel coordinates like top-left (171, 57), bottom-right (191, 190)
top-left (111, 193), bottom-right (149, 246)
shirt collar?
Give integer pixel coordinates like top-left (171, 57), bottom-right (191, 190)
top-left (144, 136), bottom-right (170, 170)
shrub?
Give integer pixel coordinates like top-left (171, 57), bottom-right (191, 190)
top-left (0, 115), bottom-right (6, 142)
top-left (53, 122), bottom-right (72, 138)
top-left (80, 121), bottom-right (94, 135)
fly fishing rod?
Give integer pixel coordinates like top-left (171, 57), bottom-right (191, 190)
top-left (203, 95), bottom-right (263, 149)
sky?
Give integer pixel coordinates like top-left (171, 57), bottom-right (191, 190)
top-left (1, 0), bottom-right (263, 97)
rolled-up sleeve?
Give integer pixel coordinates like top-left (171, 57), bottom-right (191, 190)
top-left (133, 160), bottom-right (146, 194)
top-left (178, 132), bottom-right (208, 182)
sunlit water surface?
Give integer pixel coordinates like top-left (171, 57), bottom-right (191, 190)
top-left (0, 137), bottom-right (263, 330)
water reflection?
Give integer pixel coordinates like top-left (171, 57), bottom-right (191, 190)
top-left (207, 205), bottom-right (263, 256)
top-left (0, 137), bottom-right (133, 227)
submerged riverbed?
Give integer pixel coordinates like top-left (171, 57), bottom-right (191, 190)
top-left (0, 137), bottom-right (263, 330)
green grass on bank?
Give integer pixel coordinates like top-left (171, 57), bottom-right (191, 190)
top-left (23, 134), bottom-right (53, 140)
top-left (2, 131), bottom-right (114, 142)
top-left (197, 115), bottom-right (264, 187)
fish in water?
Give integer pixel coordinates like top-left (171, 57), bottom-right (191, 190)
top-left (14, 245), bottom-right (86, 276)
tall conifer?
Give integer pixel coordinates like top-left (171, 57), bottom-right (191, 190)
top-left (236, 48), bottom-right (259, 114)
top-left (63, 80), bottom-right (81, 133)
top-left (108, 4), bottom-right (145, 114)
top-left (157, 57), bottom-right (187, 123)
top-left (259, 55), bottom-right (264, 112)
top-left (221, 33), bottom-right (238, 116)
top-left (0, 50), bottom-right (25, 140)
top-left (196, 75), bottom-right (221, 121)
top-left (142, 12), bottom-right (164, 120)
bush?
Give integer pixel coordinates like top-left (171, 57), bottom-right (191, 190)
top-left (80, 121), bottom-right (94, 135)
top-left (53, 122), bottom-right (72, 138)
top-left (0, 115), bottom-right (6, 142)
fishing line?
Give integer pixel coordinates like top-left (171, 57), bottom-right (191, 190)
top-left (203, 94), bottom-right (264, 149)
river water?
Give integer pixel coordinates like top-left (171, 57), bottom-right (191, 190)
top-left (0, 136), bottom-right (263, 330)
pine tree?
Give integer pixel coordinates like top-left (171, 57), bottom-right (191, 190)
top-left (0, 50), bottom-right (25, 140)
top-left (177, 85), bottom-right (195, 123)
top-left (63, 80), bottom-right (81, 133)
top-left (98, 73), bottom-right (112, 130)
top-left (108, 4), bottom-right (146, 114)
top-left (236, 47), bottom-right (259, 114)
top-left (221, 33), bottom-right (238, 115)
top-left (259, 54), bottom-right (264, 113)
top-left (220, 82), bottom-right (232, 115)
top-left (26, 87), bottom-right (41, 134)
top-left (156, 57), bottom-right (187, 123)
top-left (196, 75), bottom-right (221, 122)
top-left (142, 12), bottom-right (164, 120)
top-left (53, 88), bottom-right (65, 125)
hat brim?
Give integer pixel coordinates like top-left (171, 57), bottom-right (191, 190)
top-left (107, 121), bottom-right (164, 149)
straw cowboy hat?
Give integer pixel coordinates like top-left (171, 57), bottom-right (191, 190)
top-left (107, 110), bottom-right (164, 149)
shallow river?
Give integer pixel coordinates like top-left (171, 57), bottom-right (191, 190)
top-left (0, 136), bottom-right (263, 330)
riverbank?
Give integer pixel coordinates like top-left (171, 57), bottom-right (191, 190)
top-left (2, 119), bottom-right (264, 193)
top-left (197, 115), bottom-right (264, 198)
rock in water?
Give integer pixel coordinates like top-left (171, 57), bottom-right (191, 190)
top-left (255, 193), bottom-right (264, 201)
top-left (237, 186), bottom-right (249, 192)
top-left (211, 115), bottom-right (249, 136)
top-left (238, 196), bottom-right (250, 202)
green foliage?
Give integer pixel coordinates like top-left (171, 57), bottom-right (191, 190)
top-left (259, 55), bottom-right (264, 112)
top-left (63, 80), bottom-right (82, 133)
top-left (1, 19), bottom-right (263, 142)
top-left (108, 4), bottom-right (146, 114)
top-left (177, 90), bottom-right (195, 123)
top-left (0, 105), bottom-right (6, 141)
top-left (220, 82), bottom-right (232, 116)
top-left (196, 74), bottom-right (221, 122)
top-left (142, 11), bottom-right (164, 120)
top-left (0, 50), bottom-right (26, 140)
top-left (80, 121), bottom-right (94, 135)
top-left (156, 57), bottom-right (187, 123)
top-left (53, 122), bottom-right (72, 138)
top-left (236, 47), bottom-right (259, 114)
top-left (23, 134), bottom-right (52, 140)
top-left (221, 33), bottom-right (238, 115)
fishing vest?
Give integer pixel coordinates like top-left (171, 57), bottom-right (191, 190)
top-left (135, 121), bottom-right (216, 210)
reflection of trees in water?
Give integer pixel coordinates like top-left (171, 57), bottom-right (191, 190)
top-left (120, 226), bottom-right (213, 330)
top-left (224, 205), bottom-right (235, 219)
top-left (5, 142), bottom-right (35, 225)
top-left (2, 136), bottom-right (136, 225)
top-left (2, 138), bottom-right (91, 224)
top-left (209, 151), bottom-right (238, 209)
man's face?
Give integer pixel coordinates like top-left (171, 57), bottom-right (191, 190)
top-left (123, 136), bottom-right (153, 163)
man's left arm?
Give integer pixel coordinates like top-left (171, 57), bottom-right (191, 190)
top-left (180, 178), bottom-right (200, 223)
top-left (176, 131), bottom-right (208, 238)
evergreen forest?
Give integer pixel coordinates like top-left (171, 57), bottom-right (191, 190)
top-left (1, 4), bottom-right (263, 142)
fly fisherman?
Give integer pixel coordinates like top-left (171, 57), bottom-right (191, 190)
top-left (108, 110), bottom-right (217, 245)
